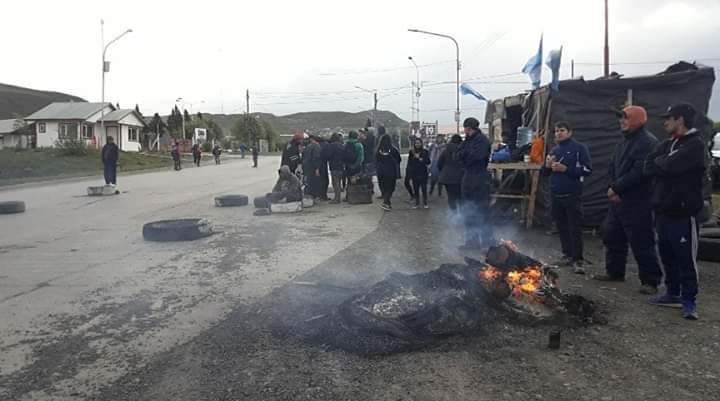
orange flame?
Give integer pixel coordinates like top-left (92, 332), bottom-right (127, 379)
top-left (480, 266), bottom-right (502, 281)
top-left (479, 264), bottom-right (544, 302)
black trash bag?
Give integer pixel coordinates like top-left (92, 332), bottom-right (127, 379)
top-left (314, 264), bottom-right (506, 355)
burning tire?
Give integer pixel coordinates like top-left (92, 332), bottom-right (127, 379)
top-left (214, 194), bottom-right (249, 207)
top-left (0, 201), bottom-right (25, 214)
top-left (142, 218), bottom-right (214, 242)
top-left (254, 196), bottom-right (270, 209)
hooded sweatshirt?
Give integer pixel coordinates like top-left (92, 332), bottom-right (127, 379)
top-left (272, 165), bottom-right (303, 202)
top-left (608, 106), bottom-right (658, 205)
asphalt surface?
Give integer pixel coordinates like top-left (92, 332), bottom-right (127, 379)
top-left (0, 156), bottom-right (381, 400)
top-left (2, 160), bottom-right (719, 401)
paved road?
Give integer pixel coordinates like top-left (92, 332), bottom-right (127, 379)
top-left (0, 156), bottom-right (382, 400)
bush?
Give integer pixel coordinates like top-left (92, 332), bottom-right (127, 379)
top-left (201, 142), bottom-right (213, 152)
top-left (54, 138), bottom-right (89, 156)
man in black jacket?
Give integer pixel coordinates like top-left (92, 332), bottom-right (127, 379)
top-left (645, 103), bottom-right (706, 320)
top-left (541, 121), bottom-right (592, 273)
top-left (326, 133), bottom-right (346, 204)
top-left (101, 136), bottom-right (119, 185)
top-left (456, 117), bottom-right (494, 249)
top-left (594, 106), bottom-right (663, 294)
top-left (303, 136), bottom-right (323, 199)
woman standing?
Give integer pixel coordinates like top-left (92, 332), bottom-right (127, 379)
top-left (407, 138), bottom-right (431, 209)
top-left (375, 134), bottom-right (402, 211)
top-left (438, 134), bottom-right (465, 211)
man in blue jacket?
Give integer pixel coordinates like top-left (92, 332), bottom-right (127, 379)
top-left (456, 117), bottom-right (493, 250)
top-left (594, 106), bottom-right (663, 294)
top-left (542, 121), bottom-right (592, 273)
top-left (645, 103), bottom-right (706, 320)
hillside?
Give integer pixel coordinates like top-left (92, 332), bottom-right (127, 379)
top-left (208, 110), bottom-right (408, 136)
top-left (0, 83), bottom-right (86, 119)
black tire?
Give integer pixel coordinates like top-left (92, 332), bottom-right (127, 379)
top-left (698, 236), bottom-right (720, 262)
top-left (0, 201), bottom-right (25, 214)
top-left (214, 194), bottom-right (249, 207)
top-left (254, 196), bottom-right (270, 209)
top-left (699, 227), bottom-right (720, 239)
top-left (142, 218), bottom-right (214, 242)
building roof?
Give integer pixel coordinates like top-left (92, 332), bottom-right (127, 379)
top-left (101, 109), bottom-right (147, 126)
top-left (0, 119), bottom-right (17, 134)
top-left (25, 102), bottom-right (114, 120)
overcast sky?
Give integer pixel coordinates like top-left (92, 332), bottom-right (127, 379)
top-left (3, 0), bottom-right (720, 126)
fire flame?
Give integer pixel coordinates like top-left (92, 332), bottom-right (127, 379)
top-left (479, 265), bottom-right (544, 301)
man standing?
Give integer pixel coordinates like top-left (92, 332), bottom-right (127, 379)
top-left (303, 136), bottom-right (323, 199)
top-left (101, 136), bottom-right (119, 186)
top-left (281, 133), bottom-right (303, 174)
top-left (542, 121), bottom-right (592, 273)
top-left (456, 117), bottom-right (494, 250)
top-left (252, 146), bottom-right (259, 168)
top-left (429, 135), bottom-right (446, 197)
top-left (645, 103), bottom-right (706, 320)
top-left (344, 131), bottom-right (364, 178)
top-left (192, 142), bottom-right (202, 167)
top-left (326, 133), bottom-right (345, 204)
top-left (594, 106), bottom-right (663, 293)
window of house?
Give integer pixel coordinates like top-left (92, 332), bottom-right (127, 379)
top-left (82, 125), bottom-right (94, 139)
top-left (128, 127), bottom-right (139, 142)
top-left (38, 123), bottom-right (46, 133)
top-left (58, 122), bottom-right (78, 139)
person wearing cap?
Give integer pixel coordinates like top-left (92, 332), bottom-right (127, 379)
top-left (542, 121), bottom-right (592, 273)
top-left (456, 117), bottom-right (494, 249)
top-left (645, 103), bottom-right (706, 320)
top-left (594, 106), bottom-right (663, 294)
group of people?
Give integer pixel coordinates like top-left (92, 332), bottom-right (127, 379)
top-left (273, 118), bottom-right (495, 253)
top-left (544, 103), bottom-right (706, 320)
top-left (169, 141), bottom-right (259, 171)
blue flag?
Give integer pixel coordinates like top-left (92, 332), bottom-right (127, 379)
top-left (460, 83), bottom-right (486, 101)
top-left (546, 46), bottom-right (563, 92)
top-left (522, 35), bottom-right (543, 89)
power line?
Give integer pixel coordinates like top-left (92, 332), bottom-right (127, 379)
top-left (318, 60), bottom-right (455, 76)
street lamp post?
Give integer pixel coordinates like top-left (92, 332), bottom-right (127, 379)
top-left (408, 28), bottom-right (461, 135)
top-left (176, 97), bottom-right (186, 140)
top-left (100, 23), bottom-right (132, 146)
top-left (354, 86), bottom-right (378, 129)
top-left (408, 56), bottom-right (420, 123)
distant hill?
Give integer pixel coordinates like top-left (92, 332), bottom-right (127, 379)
top-left (0, 83), bottom-right (86, 119)
top-left (207, 110), bottom-right (408, 137)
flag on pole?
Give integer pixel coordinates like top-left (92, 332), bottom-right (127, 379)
top-left (521, 34), bottom-right (543, 89)
top-left (460, 83), bottom-right (486, 101)
top-left (546, 46), bottom-right (563, 92)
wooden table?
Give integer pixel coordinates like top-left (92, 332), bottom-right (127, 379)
top-left (487, 162), bottom-right (542, 229)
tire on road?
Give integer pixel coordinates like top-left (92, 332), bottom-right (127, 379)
top-left (214, 194), bottom-right (249, 207)
top-left (254, 196), bottom-right (270, 209)
top-left (0, 201), bottom-right (26, 214)
top-left (142, 218), bottom-right (214, 242)
top-left (698, 236), bottom-right (720, 262)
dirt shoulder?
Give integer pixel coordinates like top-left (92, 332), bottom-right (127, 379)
top-left (91, 201), bottom-right (720, 401)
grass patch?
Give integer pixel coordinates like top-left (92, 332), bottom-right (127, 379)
top-left (0, 148), bottom-right (172, 186)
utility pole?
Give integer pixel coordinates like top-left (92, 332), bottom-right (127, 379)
top-left (571, 59), bottom-right (575, 78)
top-left (246, 89), bottom-right (256, 150)
top-left (604, 0), bottom-right (610, 78)
top-left (100, 21), bottom-right (132, 147)
top-left (373, 91), bottom-right (378, 130)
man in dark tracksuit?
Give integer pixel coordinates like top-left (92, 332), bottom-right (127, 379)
top-left (594, 106), bottom-right (663, 294)
top-left (542, 121), bottom-right (592, 273)
top-left (101, 136), bottom-right (119, 185)
top-left (456, 117), bottom-right (494, 249)
top-left (645, 103), bottom-right (706, 320)
top-left (302, 136), bottom-right (323, 199)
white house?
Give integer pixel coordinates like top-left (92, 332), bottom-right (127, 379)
top-left (24, 102), bottom-right (146, 152)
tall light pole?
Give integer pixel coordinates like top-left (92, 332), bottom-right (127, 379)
top-left (354, 86), bottom-right (378, 129)
top-left (604, 0), bottom-right (610, 78)
top-left (176, 97), bottom-right (186, 140)
top-left (408, 56), bottom-right (420, 123)
top-left (408, 28), bottom-right (460, 134)
top-left (100, 22), bottom-right (132, 146)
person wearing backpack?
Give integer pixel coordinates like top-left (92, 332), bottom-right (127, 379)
top-left (344, 131), bottom-right (364, 177)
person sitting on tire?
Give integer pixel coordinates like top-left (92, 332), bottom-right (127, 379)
top-left (268, 165), bottom-right (303, 203)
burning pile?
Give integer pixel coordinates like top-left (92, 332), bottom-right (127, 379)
top-left (313, 241), bottom-right (594, 355)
